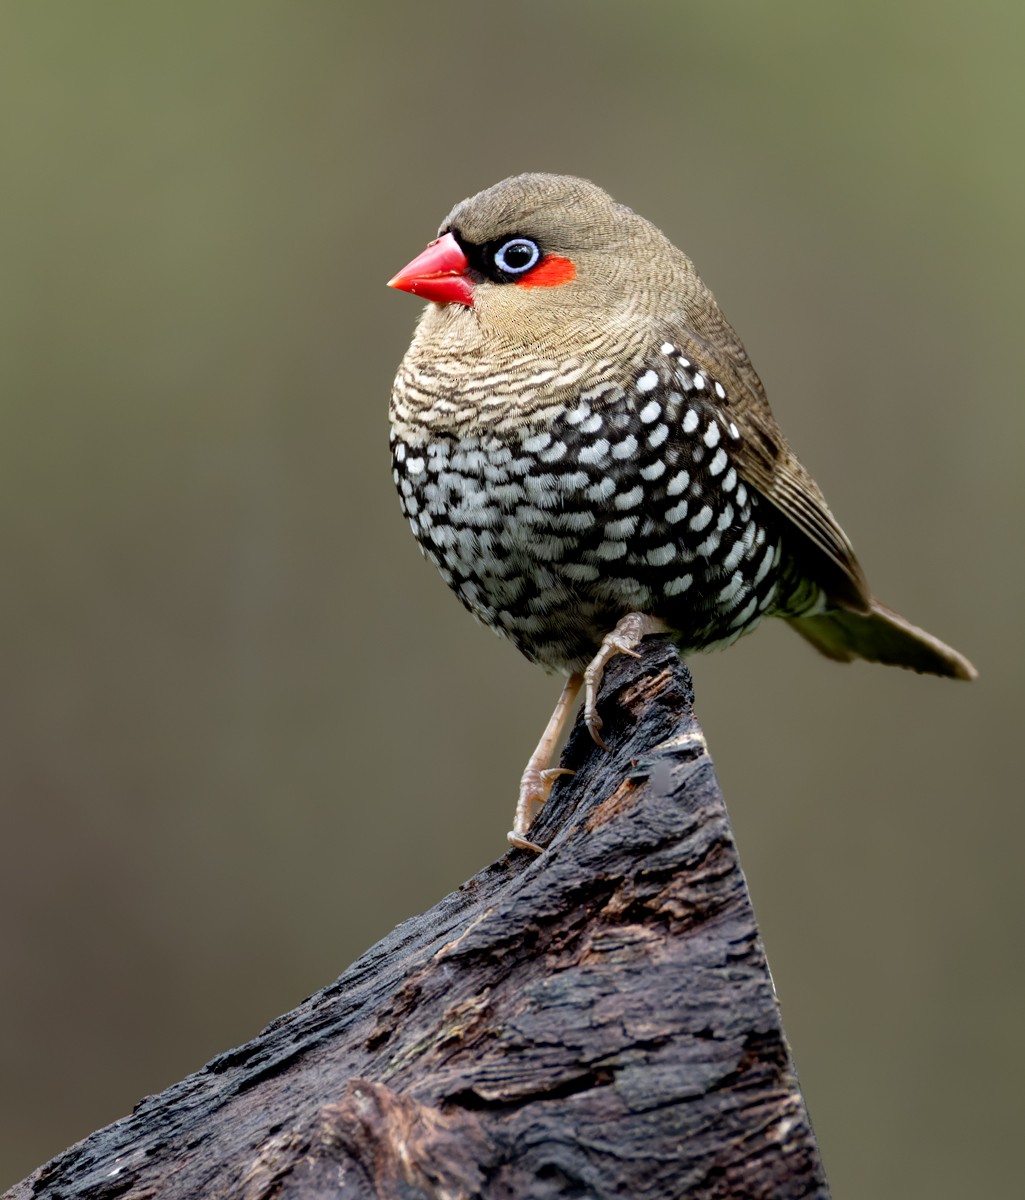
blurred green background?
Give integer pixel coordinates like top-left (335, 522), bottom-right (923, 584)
top-left (1, 2), bottom-right (1021, 1195)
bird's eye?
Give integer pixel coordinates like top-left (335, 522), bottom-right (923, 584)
top-left (492, 237), bottom-right (541, 276)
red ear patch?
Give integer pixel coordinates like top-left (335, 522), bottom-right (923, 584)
top-left (516, 255), bottom-right (576, 289)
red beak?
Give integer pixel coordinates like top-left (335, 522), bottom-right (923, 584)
top-left (387, 232), bottom-right (475, 307)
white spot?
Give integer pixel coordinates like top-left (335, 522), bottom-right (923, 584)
top-left (606, 516), bottom-right (638, 538)
top-left (678, 356), bottom-right (691, 368)
top-left (693, 373), bottom-right (706, 390)
top-left (721, 535), bottom-right (747, 573)
top-left (614, 485), bottom-right (645, 509)
top-left (405, 456), bottom-right (425, 476)
top-left (578, 438), bottom-right (610, 465)
top-left (395, 443), bottom-right (406, 462)
top-left (514, 613), bottom-right (547, 634)
top-left (664, 573), bottom-right (693, 596)
top-left (648, 423), bottom-right (669, 448)
top-left (540, 440), bottom-right (568, 463)
top-left (682, 409), bottom-right (699, 434)
top-left (580, 413), bottom-right (604, 434)
top-left (457, 504), bottom-right (497, 530)
top-left (615, 577), bottom-right (652, 607)
top-left (689, 505), bottom-right (714, 532)
top-left (405, 495), bottom-right (420, 517)
top-left (728, 421), bottom-right (740, 440)
top-left (772, 543), bottom-right (782, 566)
top-left (636, 369), bottom-right (659, 393)
top-left (392, 468), bottom-right (400, 485)
top-left (508, 504), bottom-right (543, 529)
top-left (665, 499), bottom-right (689, 523)
top-left (754, 543), bottom-right (775, 585)
top-left (714, 380), bottom-right (727, 400)
top-left (703, 422), bottom-right (721, 448)
top-left (489, 482), bottom-right (524, 506)
top-left (560, 510), bottom-right (596, 532)
top-left (639, 399), bottom-right (662, 424)
top-left (735, 482), bottom-right (748, 508)
top-left (523, 476), bottom-right (561, 508)
top-left (611, 434), bottom-right (638, 459)
top-left (722, 467), bottom-right (737, 493)
top-left (562, 562), bottom-right (600, 582)
top-left (452, 447), bottom-right (486, 472)
top-left (400, 478), bottom-right (414, 498)
top-left (660, 342), bottom-right (676, 355)
top-left (696, 529), bottom-right (721, 556)
top-left (586, 476), bottom-right (616, 503)
top-left (717, 572), bottom-right (746, 606)
top-left (640, 460), bottom-right (666, 480)
top-left (595, 539), bottom-right (628, 560)
top-left (758, 581), bottom-right (779, 611)
top-left (523, 430), bottom-right (552, 453)
top-left (564, 403), bottom-right (589, 425)
top-left (716, 503), bottom-right (735, 530)
top-left (666, 469), bottom-right (690, 496)
top-left (531, 535), bottom-right (567, 562)
top-left (646, 543), bottom-right (677, 566)
top-left (709, 447), bottom-right (728, 476)
top-left (729, 595), bottom-right (759, 628)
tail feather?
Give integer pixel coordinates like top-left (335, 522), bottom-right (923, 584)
top-left (787, 600), bottom-right (976, 681)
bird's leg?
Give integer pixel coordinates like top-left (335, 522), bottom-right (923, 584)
top-left (508, 672), bottom-right (583, 853)
top-left (584, 612), bottom-right (669, 748)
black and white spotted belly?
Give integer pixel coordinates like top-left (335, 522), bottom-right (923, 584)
top-left (391, 342), bottom-right (817, 673)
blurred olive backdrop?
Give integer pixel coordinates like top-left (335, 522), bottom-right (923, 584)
top-left (2, 2), bottom-right (1021, 1195)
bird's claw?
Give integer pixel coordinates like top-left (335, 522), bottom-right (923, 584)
top-left (585, 708), bottom-right (608, 750)
top-left (506, 674), bottom-right (583, 855)
top-left (508, 766), bottom-right (575, 854)
top-left (582, 612), bottom-right (667, 748)
top-left (506, 831), bottom-right (544, 853)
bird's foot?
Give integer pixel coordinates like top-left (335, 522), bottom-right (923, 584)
top-left (507, 617), bottom-right (665, 851)
top-left (583, 612), bottom-right (669, 749)
top-left (507, 672), bottom-right (583, 854)
top-left (507, 766), bottom-right (575, 853)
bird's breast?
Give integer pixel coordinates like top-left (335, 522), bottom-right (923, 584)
top-left (390, 342), bottom-right (810, 672)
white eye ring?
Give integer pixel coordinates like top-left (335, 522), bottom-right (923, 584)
top-left (493, 237), bottom-right (541, 275)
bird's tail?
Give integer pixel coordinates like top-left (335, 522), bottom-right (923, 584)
top-left (787, 600), bottom-right (976, 680)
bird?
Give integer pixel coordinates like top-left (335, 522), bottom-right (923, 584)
top-left (387, 174), bottom-right (975, 853)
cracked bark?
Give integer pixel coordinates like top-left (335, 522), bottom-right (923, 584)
top-left (6, 637), bottom-right (831, 1200)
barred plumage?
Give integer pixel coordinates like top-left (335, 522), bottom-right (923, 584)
top-left (388, 173), bottom-right (975, 851)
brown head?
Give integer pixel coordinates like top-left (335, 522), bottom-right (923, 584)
top-left (389, 173), bottom-right (721, 361)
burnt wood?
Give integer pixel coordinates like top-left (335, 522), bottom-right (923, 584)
top-left (7, 638), bottom-right (830, 1200)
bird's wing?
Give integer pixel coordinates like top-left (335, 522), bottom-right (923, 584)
top-left (674, 324), bottom-right (872, 612)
